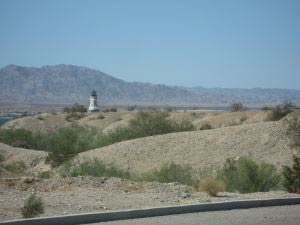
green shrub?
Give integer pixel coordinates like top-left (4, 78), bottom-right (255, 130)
top-left (65, 112), bottom-right (85, 121)
top-left (45, 126), bottom-right (97, 167)
top-left (102, 108), bottom-right (118, 113)
top-left (38, 171), bottom-right (52, 179)
top-left (199, 177), bottom-right (225, 196)
top-left (21, 194), bottom-right (44, 218)
top-left (261, 106), bottom-right (272, 111)
top-left (62, 158), bottom-right (131, 179)
top-left (143, 162), bottom-right (199, 188)
top-left (0, 129), bottom-right (36, 149)
top-left (219, 157), bottom-right (280, 193)
top-left (282, 155), bottom-right (300, 193)
top-left (63, 103), bottom-right (87, 113)
top-left (97, 114), bottom-right (105, 119)
top-left (129, 110), bottom-right (195, 137)
top-left (200, 123), bottom-right (212, 130)
top-left (3, 161), bottom-right (27, 173)
top-left (266, 102), bottom-right (294, 121)
top-left (230, 102), bottom-right (244, 112)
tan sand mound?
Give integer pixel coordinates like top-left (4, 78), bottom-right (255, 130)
top-left (1, 110), bottom-right (267, 134)
top-left (0, 142), bottom-right (49, 174)
top-left (78, 120), bottom-right (297, 173)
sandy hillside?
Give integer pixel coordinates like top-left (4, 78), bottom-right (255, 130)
top-left (78, 119), bottom-right (297, 174)
top-left (0, 142), bottom-right (49, 175)
top-left (1, 113), bottom-right (71, 133)
top-left (2, 110), bottom-right (268, 133)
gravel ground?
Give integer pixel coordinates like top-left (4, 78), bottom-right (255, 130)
top-left (0, 177), bottom-right (299, 222)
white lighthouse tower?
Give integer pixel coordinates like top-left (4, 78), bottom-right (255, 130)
top-left (88, 90), bottom-right (100, 112)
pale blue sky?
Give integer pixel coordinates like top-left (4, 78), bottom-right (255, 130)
top-left (0, 0), bottom-right (299, 89)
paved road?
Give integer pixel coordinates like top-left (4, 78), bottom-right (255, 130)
top-left (85, 205), bottom-right (300, 225)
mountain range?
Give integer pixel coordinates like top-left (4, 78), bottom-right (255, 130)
top-left (0, 64), bottom-right (299, 108)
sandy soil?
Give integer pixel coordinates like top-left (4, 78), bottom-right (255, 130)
top-left (0, 176), bottom-right (299, 222)
top-left (78, 120), bottom-right (297, 174)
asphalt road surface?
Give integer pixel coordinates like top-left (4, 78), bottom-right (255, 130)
top-left (85, 205), bottom-right (300, 225)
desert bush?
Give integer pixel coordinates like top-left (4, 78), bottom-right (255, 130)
top-left (282, 155), bottom-right (300, 193)
top-left (102, 108), bottom-right (118, 113)
top-left (143, 162), bottom-right (199, 188)
top-left (230, 102), bottom-right (244, 112)
top-left (200, 123), bottom-right (212, 130)
top-left (45, 126), bottom-right (97, 167)
top-left (63, 103), bottom-right (87, 113)
top-left (21, 194), bottom-right (44, 218)
top-left (129, 110), bottom-right (195, 137)
top-left (199, 177), bottom-right (225, 196)
top-left (97, 114), bottom-right (105, 119)
top-left (0, 129), bottom-right (36, 149)
top-left (266, 102), bottom-right (295, 121)
top-left (261, 106), bottom-right (272, 111)
top-left (38, 171), bottom-right (52, 179)
top-left (219, 157), bottom-right (280, 193)
top-left (65, 158), bottom-right (131, 179)
top-left (3, 161), bottom-right (26, 173)
top-left (65, 112), bottom-right (85, 121)
top-left (127, 106), bottom-right (136, 111)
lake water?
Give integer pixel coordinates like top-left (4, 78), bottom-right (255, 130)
top-left (0, 117), bottom-right (13, 125)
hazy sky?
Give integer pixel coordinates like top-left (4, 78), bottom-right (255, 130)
top-left (0, 0), bottom-right (299, 89)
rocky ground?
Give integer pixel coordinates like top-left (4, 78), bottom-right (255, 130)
top-left (1, 110), bottom-right (299, 222)
top-left (0, 176), bottom-right (299, 222)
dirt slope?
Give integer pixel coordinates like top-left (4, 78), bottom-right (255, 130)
top-left (79, 120), bottom-right (297, 173)
top-left (2, 110), bottom-right (267, 133)
top-left (0, 142), bottom-right (49, 175)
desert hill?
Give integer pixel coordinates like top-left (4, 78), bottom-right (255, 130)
top-left (2, 110), bottom-right (268, 133)
top-left (1, 110), bottom-right (297, 175)
top-left (77, 119), bottom-right (295, 173)
top-left (1, 64), bottom-right (300, 107)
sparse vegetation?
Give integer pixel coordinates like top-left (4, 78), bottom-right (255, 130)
top-left (45, 126), bottom-right (99, 167)
top-left (63, 103), bottom-right (87, 113)
top-left (102, 108), bottom-right (118, 113)
top-left (261, 106), bottom-right (272, 111)
top-left (21, 194), bottom-right (44, 218)
top-left (3, 161), bottom-right (26, 173)
top-left (128, 110), bottom-right (195, 137)
top-left (62, 159), bottom-right (199, 188)
top-left (63, 103), bottom-right (87, 121)
top-left (266, 102), bottom-right (295, 121)
top-left (200, 123), bottom-right (212, 130)
top-left (230, 102), bottom-right (244, 112)
top-left (282, 155), bottom-right (300, 193)
top-left (63, 158), bottom-right (131, 179)
top-left (199, 177), bottom-right (225, 196)
top-left (66, 112), bottom-right (86, 121)
top-left (127, 105), bottom-right (136, 111)
top-left (0, 129), bottom-right (38, 149)
top-left (97, 114), bottom-right (105, 119)
top-left (143, 162), bottom-right (199, 188)
top-left (219, 157), bottom-right (280, 193)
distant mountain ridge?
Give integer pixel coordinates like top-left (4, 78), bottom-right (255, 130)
top-left (0, 64), bottom-right (299, 107)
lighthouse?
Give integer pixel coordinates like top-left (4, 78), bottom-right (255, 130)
top-left (88, 90), bottom-right (100, 112)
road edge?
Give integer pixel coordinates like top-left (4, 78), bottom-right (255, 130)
top-left (1, 197), bottom-right (300, 225)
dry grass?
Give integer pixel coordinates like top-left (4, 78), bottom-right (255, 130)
top-left (199, 178), bottom-right (225, 196)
